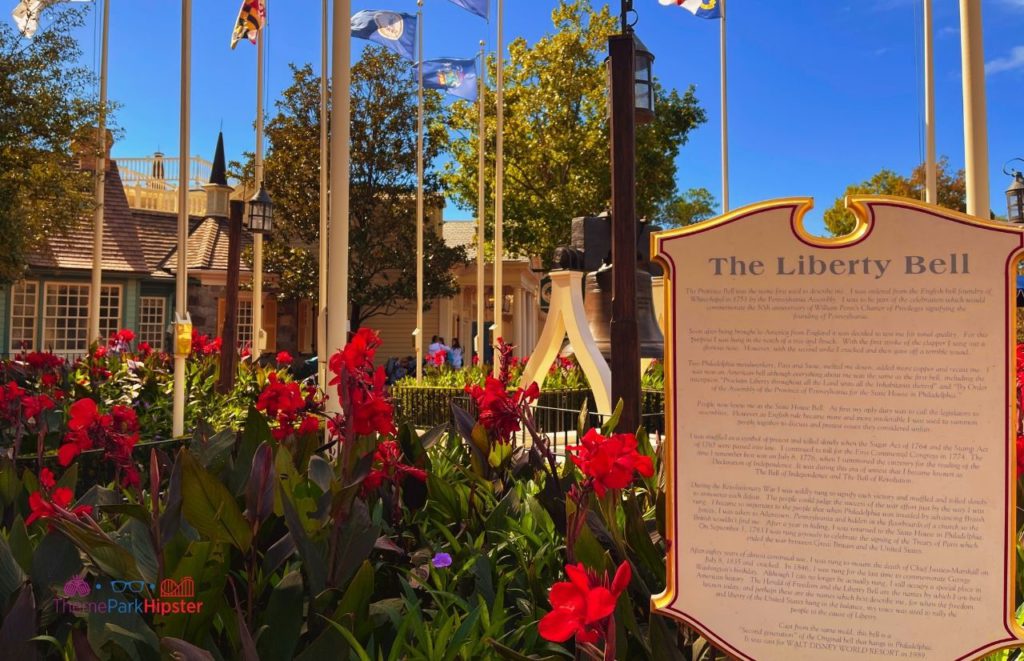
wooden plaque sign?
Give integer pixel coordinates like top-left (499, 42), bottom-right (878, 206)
top-left (651, 197), bottom-right (1024, 660)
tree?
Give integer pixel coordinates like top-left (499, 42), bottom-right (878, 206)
top-left (245, 48), bottom-right (467, 329)
top-left (0, 6), bottom-right (98, 284)
top-left (444, 0), bottom-right (706, 262)
top-left (824, 157), bottom-right (966, 236)
top-left (658, 187), bottom-right (717, 227)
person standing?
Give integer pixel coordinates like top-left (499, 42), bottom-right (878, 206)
top-left (450, 338), bottom-right (464, 368)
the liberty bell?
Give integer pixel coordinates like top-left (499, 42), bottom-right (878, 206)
top-left (567, 213), bottom-right (664, 361)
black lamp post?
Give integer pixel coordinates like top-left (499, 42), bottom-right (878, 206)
top-left (608, 0), bottom-right (654, 433)
top-left (1004, 159), bottom-right (1024, 223)
top-left (247, 183), bottom-right (274, 233)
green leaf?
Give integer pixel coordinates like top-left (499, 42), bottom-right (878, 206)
top-left (601, 399), bottom-right (624, 435)
top-left (0, 531), bottom-right (26, 605)
top-left (30, 532), bottom-right (81, 606)
top-left (318, 617), bottom-right (372, 661)
top-left (231, 406), bottom-right (272, 495)
top-left (50, 519), bottom-right (142, 581)
top-left (0, 457), bottom-right (21, 508)
top-left (7, 516), bottom-right (32, 574)
top-left (157, 541), bottom-right (228, 643)
top-left (55, 462), bottom-right (79, 491)
top-left (488, 442), bottom-right (512, 469)
top-left (488, 639), bottom-right (562, 661)
top-left (333, 560), bottom-right (374, 640)
top-left (179, 448), bottom-right (252, 552)
top-left (279, 483), bottom-right (327, 596)
top-left (0, 584), bottom-right (36, 656)
top-left (258, 571), bottom-right (305, 661)
top-left (308, 455), bottom-right (334, 494)
top-left (330, 499), bottom-right (381, 592)
top-left (160, 637), bottom-right (215, 661)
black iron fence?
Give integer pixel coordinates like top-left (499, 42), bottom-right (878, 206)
top-left (390, 385), bottom-right (665, 454)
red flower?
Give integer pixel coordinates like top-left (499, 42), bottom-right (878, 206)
top-left (191, 330), bottom-right (222, 356)
top-left (110, 329), bottom-right (135, 346)
top-left (26, 468), bottom-right (92, 526)
top-left (538, 561), bottom-right (631, 644)
top-left (362, 440), bottom-right (427, 494)
top-left (329, 328), bottom-right (382, 389)
top-left (59, 398), bottom-right (140, 488)
top-left (1017, 434), bottom-right (1024, 478)
top-left (276, 351), bottom-right (293, 366)
top-left (568, 429), bottom-right (654, 497)
top-left (464, 377), bottom-right (540, 443)
top-left (21, 393), bottom-right (54, 422)
top-left (93, 346), bottom-right (108, 359)
top-left (350, 367), bottom-right (397, 436)
top-left (137, 342), bottom-right (153, 358)
top-left (256, 373), bottom-right (323, 441)
top-left (429, 349), bottom-right (447, 367)
top-left (39, 467), bottom-right (56, 489)
top-left (22, 351), bottom-right (64, 372)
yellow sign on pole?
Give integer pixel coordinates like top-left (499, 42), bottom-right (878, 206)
top-left (174, 315), bottom-right (193, 358)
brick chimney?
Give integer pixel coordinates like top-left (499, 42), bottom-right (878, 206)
top-left (71, 127), bottom-right (114, 172)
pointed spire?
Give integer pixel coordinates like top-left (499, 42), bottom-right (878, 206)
top-left (209, 132), bottom-right (227, 186)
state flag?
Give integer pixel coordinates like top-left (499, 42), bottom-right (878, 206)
top-left (422, 58), bottom-right (477, 101)
top-left (11, 0), bottom-right (48, 38)
top-left (448, 0), bottom-right (487, 20)
top-left (231, 0), bottom-right (265, 49)
top-left (351, 10), bottom-right (417, 61)
top-left (659, 0), bottom-right (722, 19)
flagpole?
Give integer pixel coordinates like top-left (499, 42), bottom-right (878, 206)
top-left (720, 0), bottom-right (729, 213)
top-left (492, 0), bottom-right (504, 374)
top-left (172, 0), bottom-right (191, 437)
top-left (476, 39), bottom-right (485, 364)
top-left (326, 0), bottom-right (350, 419)
top-left (318, 0), bottom-right (328, 387)
top-left (88, 0), bottom-right (110, 346)
top-left (959, 0), bottom-right (988, 218)
top-left (415, 0), bottom-right (425, 382)
top-left (923, 0), bottom-right (936, 204)
top-left (252, 2), bottom-right (266, 359)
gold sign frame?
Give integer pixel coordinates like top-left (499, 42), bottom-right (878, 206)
top-left (650, 195), bottom-right (1024, 660)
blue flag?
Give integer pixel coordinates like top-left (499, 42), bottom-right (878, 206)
top-left (448, 0), bottom-right (488, 20)
top-left (422, 58), bottom-right (478, 101)
top-left (351, 10), bottom-right (417, 61)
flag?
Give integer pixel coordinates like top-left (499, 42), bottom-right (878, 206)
top-left (11, 0), bottom-right (47, 38)
top-left (659, 0), bottom-right (721, 19)
top-left (351, 10), bottom-right (417, 61)
top-left (230, 0), bottom-right (265, 49)
top-left (448, 0), bottom-right (488, 20)
top-left (422, 58), bottom-right (477, 101)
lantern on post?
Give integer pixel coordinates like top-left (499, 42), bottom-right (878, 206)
top-left (1004, 159), bottom-right (1024, 224)
top-left (247, 183), bottom-right (274, 233)
top-left (632, 33), bottom-right (655, 125)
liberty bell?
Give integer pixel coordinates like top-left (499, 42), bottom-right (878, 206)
top-left (566, 214), bottom-right (664, 361)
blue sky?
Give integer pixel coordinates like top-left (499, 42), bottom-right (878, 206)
top-left (63, 0), bottom-right (1024, 235)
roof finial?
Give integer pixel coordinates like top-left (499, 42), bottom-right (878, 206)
top-left (209, 132), bottom-right (227, 186)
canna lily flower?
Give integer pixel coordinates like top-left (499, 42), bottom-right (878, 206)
top-left (538, 561), bottom-right (631, 644)
top-left (568, 429), bottom-right (654, 497)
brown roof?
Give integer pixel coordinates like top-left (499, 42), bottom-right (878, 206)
top-left (28, 163), bottom-right (152, 275)
top-left (443, 219), bottom-right (528, 262)
top-left (161, 216), bottom-right (252, 273)
top-left (27, 159), bottom-right (251, 279)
